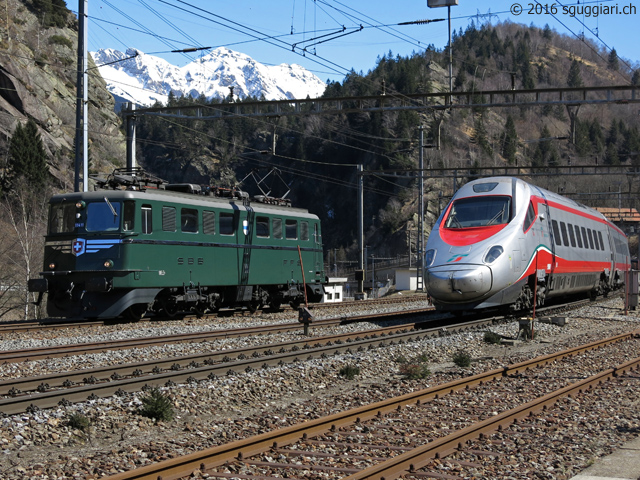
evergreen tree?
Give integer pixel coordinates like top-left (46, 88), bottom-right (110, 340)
top-left (471, 116), bottom-right (493, 158)
top-left (7, 119), bottom-right (49, 190)
top-left (607, 48), bottom-right (619, 71)
top-left (501, 115), bottom-right (518, 164)
top-left (632, 69), bottom-right (640, 86)
top-left (567, 59), bottom-right (583, 87)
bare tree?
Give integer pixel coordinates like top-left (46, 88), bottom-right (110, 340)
top-left (0, 179), bottom-right (49, 319)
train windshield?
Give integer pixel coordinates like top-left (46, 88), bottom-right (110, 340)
top-left (444, 196), bottom-right (511, 228)
top-left (86, 200), bottom-right (121, 232)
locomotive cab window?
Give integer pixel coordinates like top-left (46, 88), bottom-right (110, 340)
top-left (256, 216), bottom-right (270, 238)
top-left (220, 212), bottom-right (235, 235)
top-left (444, 196), bottom-right (511, 228)
top-left (123, 201), bottom-right (135, 231)
top-left (86, 200), bottom-right (121, 232)
top-left (49, 203), bottom-right (76, 234)
top-left (181, 208), bottom-right (198, 233)
top-left (301, 221), bottom-right (309, 241)
top-left (523, 201), bottom-right (536, 232)
top-left (142, 205), bottom-right (152, 234)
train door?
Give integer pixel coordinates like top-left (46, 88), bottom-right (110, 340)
top-left (540, 202), bottom-right (555, 291)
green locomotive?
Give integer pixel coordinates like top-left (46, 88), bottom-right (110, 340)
top-left (28, 170), bottom-right (326, 319)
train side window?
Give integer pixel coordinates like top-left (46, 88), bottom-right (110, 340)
top-left (256, 216), bottom-right (270, 238)
top-left (220, 212), bottom-right (235, 235)
top-left (560, 222), bottom-right (569, 246)
top-left (162, 206), bottom-right (176, 232)
top-left (574, 225), bottom-right (583, 248)
top-left (567, 223), bottom-right (576, 247)
top-left (273, 218), bottom-right (283, 239)
top-left (181, 208), bottom-right (198, 233)
top-left (300, 221), bottom-right (309, 241)
top-left (523, 202), bottom-right (535, 232)
top-left (587, 229), bottom-right (595, 249)
top-left (203, 211), bottom-right (215, 235)
top-left (581, 227), bottom-right (589, 249)
top-left (285, 219), bottom-right (298, 239)
top-left (551, 220), bottom-right (561, 246)
top-left (597, 231), bottom-right (605, 250)
top-left (142, 205), bottom-right (152, 234)
top-left (123, 201), bottom-right (135, 231)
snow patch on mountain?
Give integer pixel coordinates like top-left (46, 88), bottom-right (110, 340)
top-left (91, 47), bottom-right (327, 107)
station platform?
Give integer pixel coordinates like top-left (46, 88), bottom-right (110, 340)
top-left (570, 436), bottom-right (640, 480)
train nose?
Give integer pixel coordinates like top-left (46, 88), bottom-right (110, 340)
top-left (426, 265), bottom-right (493, 303)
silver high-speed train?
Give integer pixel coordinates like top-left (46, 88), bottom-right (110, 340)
top-left (425, 177), bottom-right (630, 312)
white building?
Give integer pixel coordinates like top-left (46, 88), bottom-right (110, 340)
top-left (322, 277), bottom-right (348, 303)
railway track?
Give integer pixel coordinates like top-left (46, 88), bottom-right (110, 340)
top-left (102, 330), bottom-right (640, 480)
top-left (0, 307), bottom-right (437, 364)
top-left (0, 314), bottom-right (488, 414)
top-left (0, 294), bottom-right (431, 335)
top-left (0, 297), bottom-right (616, 414)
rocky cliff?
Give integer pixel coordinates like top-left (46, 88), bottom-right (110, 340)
top-left (0, 1), bottom-right (125, 189)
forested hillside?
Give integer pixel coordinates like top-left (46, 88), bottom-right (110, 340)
top-left (130, 21), bottom-right (640, 263)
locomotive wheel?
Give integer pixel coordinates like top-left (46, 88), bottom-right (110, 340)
top-left (160, 298), bottom-right (180, 318)
top-left (125, 303), bottom-right (147, 321)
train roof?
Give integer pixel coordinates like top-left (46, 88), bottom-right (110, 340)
top-left (460, 176), bottom-right (615, 225)
top-left (48, 188), bottom-right (318, 219)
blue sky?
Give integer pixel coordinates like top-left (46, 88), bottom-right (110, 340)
top-left (65, 0), bottom-right (639, 83)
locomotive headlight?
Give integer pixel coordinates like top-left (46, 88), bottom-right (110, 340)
top-left (425, 249), bottom-right (436, 267)
top-left (103, 259), bottom-right (114, 268)
top-left (75, 200), bottom-right (86, 209)
top-left (48, 262), bottom-right (56, 270)
top-left (484, 245), bottom-right (504, 264)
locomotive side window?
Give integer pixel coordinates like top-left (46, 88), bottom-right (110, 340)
top-left (203, 211), bottom-right (215, 235)
top-left (123, 201), bottom-right (135, 231)
top-left (49, 203), bottom-right (76, 234)
top-left (162, 206), bottom-right (176, 232)
top-left (86, 201), bottom-right (121, 232)
top-left (581, 227), bottom-right (589, 249)
top-left (574, 225), bottom-right (583, 248)
top-left (597, 231), bottom-right (605, 250)
top-left (523, 202), bottom-right (535, 232)
top-left (181, 208), bottom-right (198, 233)
top-left (551, 220), bottom-right (561, 246)
top-left (220, 212), bottom-right (235, 235)
top-left (142, 205), bottom-right (152, 234)
top-left (273, 218), bottom-right (283, 239)
top-left (587, 229), bottom-right (595, 249)
top-left (256, 216), bottom-right (270, 238)
top-left (285, 219), bottom-right (298, 239)
top-left (300, 221), bottom-right (309, 241)
top-left (567, 223), bottom-right (576, 247)
top-left (559, 222), bottom-right (569, 246)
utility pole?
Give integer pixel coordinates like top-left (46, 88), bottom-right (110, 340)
top-left (416, 126), bottom-right (424, 292)
top-left (74, 0), bottom-right (88, 192)
top-left (126, 103), bottom-right (136, 169)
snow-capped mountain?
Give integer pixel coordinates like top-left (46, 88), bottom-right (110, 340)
top-left (91, 47), bottom-right (327, 108)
